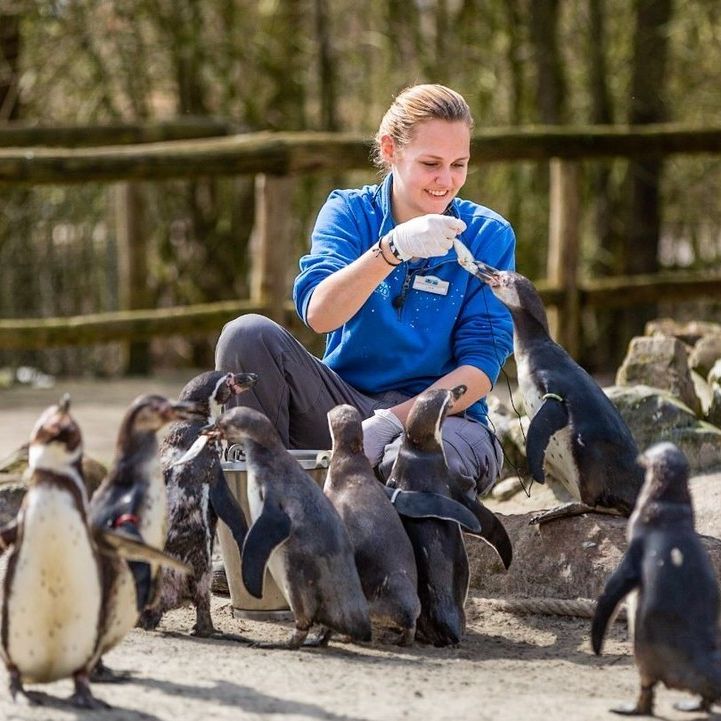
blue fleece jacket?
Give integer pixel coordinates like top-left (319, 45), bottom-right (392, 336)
top-left (293, 173), bottom-right (515, 423)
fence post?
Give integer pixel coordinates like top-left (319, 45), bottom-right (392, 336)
top-left (115, 181), bottom-right (151, 374)
top-left (250, 174), bottom-right (296, 323)
top-left (546, 158), bottom-right (582, 358)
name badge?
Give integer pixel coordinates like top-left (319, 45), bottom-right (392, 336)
top-left (412, 274), bottom-right (449, 296)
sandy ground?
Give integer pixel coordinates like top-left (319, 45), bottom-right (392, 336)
top-left (0, 375), bottom-right (718, 721)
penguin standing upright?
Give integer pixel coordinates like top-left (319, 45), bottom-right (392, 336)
top-left (592, 442), bottom-right (721, 716)
top-left (386, 386), bottom-right (476, 646)
top-left (89, 394), bottom-right (199, 668)
top-left (456, 250), bottom-right (643, 525)
top-left (206, 406), bottom-right (371, 649)
top-left (0, 397), bottom-right (187, 708)
top-left (139, 370), bottom-right (257, 636)
top-left (324, 404), bottom-right (420, 645)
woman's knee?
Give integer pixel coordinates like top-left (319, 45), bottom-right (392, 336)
top-left (215, 313), bottom-right (286, 370)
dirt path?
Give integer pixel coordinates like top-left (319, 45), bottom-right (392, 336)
top-left (0, 595), bottom-right (702, 721)
top-left (0, 376), bottom-right (715, 721)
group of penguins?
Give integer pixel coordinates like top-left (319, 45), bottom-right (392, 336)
top-left (0, 265), bottom-right (720, 716)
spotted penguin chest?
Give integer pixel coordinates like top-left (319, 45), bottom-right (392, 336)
top-left (5, 488), bottom-right (102, 683)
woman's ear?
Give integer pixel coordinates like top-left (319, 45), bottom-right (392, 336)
top-left (379, 134), bottom-right (395, 165)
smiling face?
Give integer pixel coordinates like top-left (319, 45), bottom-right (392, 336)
top-left (382, 119), bottom-right (470, 223)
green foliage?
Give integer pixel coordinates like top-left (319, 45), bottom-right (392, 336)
top-left (1, 0), bottom-right (720, 372)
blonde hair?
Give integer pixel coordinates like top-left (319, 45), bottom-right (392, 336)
top-left (372, 84), bottom-right (474, 171)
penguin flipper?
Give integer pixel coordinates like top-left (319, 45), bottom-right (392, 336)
top-left (241, 505), bottom-right (292, 599)
top-left (383, 487), bottom-right (482, 534)
top-left (95, 528), bottom-right (191, 575)
top-left (209, 466), bottom-right (249, 550)
top-left (455, 496), bottom-right (513, 570)
top-left (591, 538), bottom-right (643, 655)
top-left (526, 396), bottom-right (569, 483)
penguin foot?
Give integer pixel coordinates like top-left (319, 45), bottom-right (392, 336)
top-left (91, 659), bottom-right (132, 684)
top-left (8, 670), bottom-right (41, 706)
top-left (137, 608), bottom-right (163, 631)
top-left (529, 502), bottom-right (595, 526)
top-left (673, 697), bottom-right (711, 713)
top-left (302, 627), bottom-right (332, 647)
top-left (70, 673), bottom-right (111, 710)
top-left (609, 704), bottom-right (653, 717)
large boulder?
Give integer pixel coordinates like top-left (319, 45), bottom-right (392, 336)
top-left (605, 384), bottom-right (721, 474)
top-left (689, 333), bottom-right (721, 378)
top-left (468, 469), bottom-right (721, 600)
top-left (616, 336), bottom-right (701, 415)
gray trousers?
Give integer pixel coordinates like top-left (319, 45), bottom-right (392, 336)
top-left (214, 314), bottom-right (503, 497)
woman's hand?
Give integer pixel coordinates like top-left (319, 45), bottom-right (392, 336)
top-left (386, 214), bottom-right (466, 261)
top-left (361, 408), bottom-right (404, 467)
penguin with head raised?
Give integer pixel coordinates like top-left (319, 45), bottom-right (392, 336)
top-left (462, 259), bottom-right (643, 525)
top-left (139, 370), bottom-right (257, 637)
top-left (592, 442), bottom-right (721, 716)
top-left (324, 404), bottom-right (420, 645)
top-left (0, 397), bottom-right (187, 708)
top-left (386, 385), bottom-right (511, 646)
top-left (89, 393), bottom-right (199, 676)
top-left (205, 405), bottom-right (371, 649)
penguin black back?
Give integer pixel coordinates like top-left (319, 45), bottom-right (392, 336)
top-left (592, 443), bottom-right (721, 715)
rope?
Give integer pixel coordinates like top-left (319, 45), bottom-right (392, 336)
top-left (473, 596), bottom-right (627, 622)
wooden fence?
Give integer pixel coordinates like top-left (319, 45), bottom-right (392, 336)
top-left (1, 121), bottom-right (721, 358)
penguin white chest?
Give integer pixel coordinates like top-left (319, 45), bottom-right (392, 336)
top-left (139, 457), bottom-right (167, 548)
top-left (246, 471), bottom-right (291, 602)
top-left (6, 488), bottom-right (102, 683)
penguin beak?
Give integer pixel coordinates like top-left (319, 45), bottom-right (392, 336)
top-left (453, 239), bottom-right (500, 285)
top-left (229, 372), bottom-right (258, 395)
top-left (470, 260), bottom-right (500, 284)
top-left (199, 421), bottom-right (222, 441)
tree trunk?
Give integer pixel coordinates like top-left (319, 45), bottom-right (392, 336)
top-left (529, 0), bottom-right (567, 125)
top-left (620, 0), bottom-right (674, 341)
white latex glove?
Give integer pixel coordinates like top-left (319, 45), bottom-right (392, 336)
top-left (386, 214), bottom-right (467, 261)
top-left (361, 408), bottom-right (404, 467)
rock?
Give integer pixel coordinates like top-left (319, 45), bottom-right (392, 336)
top-left (708, 360), bottom-right (721, 428)
top-left (616, 336), bottom-right (701, 415)
top-left (645, 318), bottom-right (721, 346)
top-left (691, 369), bottom-right (714, 417)
top-left (605, 385), bottom-right (721, 474)
top-left (689, 333), bottom-right (721, 378)
top-left (486, 397), bottom-right (529, 480)
top-left (490, 476), bottom-right (526, 502)
top-left (0, 483), bottom-right (26, 526)
top-left (467, 510), bottom-right (721, 600)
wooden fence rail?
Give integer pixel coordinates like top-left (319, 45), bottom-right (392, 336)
top-left (1, 122), bottom-right (720, 355)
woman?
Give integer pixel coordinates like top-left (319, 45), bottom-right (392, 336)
top-left (215, 83), bottom-right (515, 499)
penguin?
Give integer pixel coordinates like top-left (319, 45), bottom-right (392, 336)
top-left (139, 370), bottom-right (257, 637)
top-left (206, 406), bottom-right (371, 649)
top-left (462, 260), bottom-right (643, 525)
top-left (591, 442), bottom-right (721, 717)
top-left (324, 404), bottom-right (420, 645)
top-left (386, 385), bottom-right (506, 646)
top-left (88, 394), bottom-right (200, 677)
top-left (0, 397), bottom-right (187, 708)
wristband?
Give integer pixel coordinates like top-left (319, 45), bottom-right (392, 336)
top-left (387, 235), bottom-right (405, 262)
top-left (373, 241), bottom-right (402, 267)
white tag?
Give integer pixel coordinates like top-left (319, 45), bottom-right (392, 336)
top-left (412, 274), bottom-right (449, 296)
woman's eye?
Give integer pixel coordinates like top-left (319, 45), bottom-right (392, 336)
top-left (421, 161), bottom-right (438, 167)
